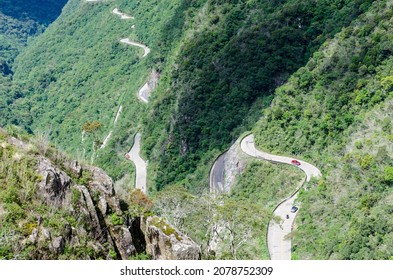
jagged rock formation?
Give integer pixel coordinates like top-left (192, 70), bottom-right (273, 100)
top-left (0, 130), bottom-right (198, 260)
top-left (34, 152), bottom-right (139, 259)
top-left (0, 132), bottom-right (144, 259)
top-left (144, 216), bottom-right (201, 260)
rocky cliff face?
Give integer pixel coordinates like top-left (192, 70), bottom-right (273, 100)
top-left (144, 216), bottom-right (201, 260)
top-left (223, 138), bottom-right (247, 193)
top-left (0, 130), bottom-right (198, 260)
top-left (33, 153), bottom-right (139, 259)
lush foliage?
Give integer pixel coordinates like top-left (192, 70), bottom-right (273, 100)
top-left (253, 0), bottom-right (393, 259)
top-left (144, 0), bottom-right (376, 190)
top-left (1, 0), bottom-right (377, 192)
top-left (0, 0), bottom-right (68, 25)
top-left (153, 161), bottom-right (303, 260)
top-left (2, 0), bottom-right (202, 184)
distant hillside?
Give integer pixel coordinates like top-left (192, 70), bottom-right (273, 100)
top-left (0, 0), bottom-right (67, 25)
top-left (0, 0), bottom-right (67, 76)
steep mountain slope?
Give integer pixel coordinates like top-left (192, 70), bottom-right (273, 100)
top-left (0, 0), bottom-right (67, 75)
top-left (0, 0), bottom-right (68, 25)
top-left (0, 0), bottom-right (67, 131)
top-left (253, 0), bottom-right (393, 259)
top-left (5, 0), bottom-right (194, 183)
top-left (144, 0), bottom-right (376, 190)
top-left (4, 0), bottom-right (376, 192)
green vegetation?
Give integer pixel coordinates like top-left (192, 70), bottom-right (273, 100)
top-left (110, 213), bottom-right (124, 226)
top-left (152, 160), bottom-right (303, 260)
top-left (0, 129), bottom-right (138, 260)
top-left (253, 0), bottom-right (393, 259)
top-left (145, 0), bottom-right (376, 190)
top-left (0, 0), bottom-right (68, 148)
top-left (1, 0), bottom-right (393, 260)
top-left (0, 0), bottom-right (68, 25)
top-left (0, 0), bottom-right (67, 79)
top-left (2, 0), bottom-right (198, 184)
top-left (1, 0), bottom-right (377, 193)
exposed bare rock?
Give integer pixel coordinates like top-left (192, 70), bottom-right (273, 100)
top-left (86, 166), bottom-right (115, 196)
top-left (29, 228), bottom-right (39, 244)
top-left (52, 236), bottom-right (65, 255)
top-left (74, 185), bottom-right (104, 241)
top-left (138, 69), bottom-right (160, 102)
top-left (63, 223), bottom-right (72, 241)
top-left (224, 138), bottom-right (247, 192)
top-left (109, 226), bottom-right (136, 259)
top-left (98, 196), bottom-right (108, 215)
top-left (37, 157), bottom-right (71, 203)
top-left (65, 160), bottom-right (82, 178)
top-left (7, 136), bottom-right (30, 151)
top-left (42, 228), bottom-right (52, 241)
top-left (2, 131), bottom-right (185, 260)
top-left (145, 216), bottom-right (201, 260)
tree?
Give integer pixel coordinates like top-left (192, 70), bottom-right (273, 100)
top-left (81, 121), bottom-right (102, 163)
top-left (129, 189), bottom-right (153, 219)
top-left (215, 196), bottom-right (265, 260)
top-left (153, 185), bottom-right (194, 230)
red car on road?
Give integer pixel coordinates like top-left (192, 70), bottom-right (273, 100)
top-left (291, 159), bottom-right (301, 166)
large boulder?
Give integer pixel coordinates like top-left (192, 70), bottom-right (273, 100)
top-left (37, 157), bottom-right (71, 204)
top-left (145, 216), bottom-right (201, 260)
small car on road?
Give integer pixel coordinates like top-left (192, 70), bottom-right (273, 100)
top-left (291, 159), bottom-right (301, 166)
top-left (291, 206), bottom-right (298, 213)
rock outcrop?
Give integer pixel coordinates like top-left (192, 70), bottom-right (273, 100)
top-left (223, 138), bottom-right (247, 192)
top-left (37, 157), bottom-right (72, 204)
top-left (145, 216), bottom-right (201, 260)
top-left (32, 148), bottom-right (139, 259)
top-left (1, 131), bottom-right (199, 260)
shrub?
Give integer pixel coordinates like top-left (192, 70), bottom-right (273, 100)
top-left (110, 213), bottom-right (124, 226)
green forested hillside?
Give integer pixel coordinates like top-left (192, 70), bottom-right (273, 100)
top-left (0, 0), bottom-right (67, 129)
top-left (253, 0), bottom-right (393, 259)
top-left (0, 0), bottom-right (67, 75)
top-left (4, 0), bottom-right (200, 183)
top-left (2, 0), bottom-right (377, 192)
top-left (144, 0), bottom-right (375, 190)
top-left (0, 0), bottom-right (67, 25)
top-left (1, 0), bottom-right (393, 260)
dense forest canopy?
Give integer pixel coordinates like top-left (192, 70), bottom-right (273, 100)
top-left (0, 0), bottom-right (68, 25)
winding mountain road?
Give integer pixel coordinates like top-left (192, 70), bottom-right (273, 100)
top-left (138, 83), bottom-right (150, 103)
top-left (240, 134), bottom-right (321, 260)
top-left (120, 38), bottom-right (151, 57)
top-left (125, 133), bottom-right (147, 194)
top-left (112, 8), bottom-right (134, 20)
top-left (85, 2), bottom-right (149, 194)
top-left (209, 152), bottom-right (227, 193)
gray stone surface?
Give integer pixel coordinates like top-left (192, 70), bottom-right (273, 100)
top-left (145, 216), bottom-right (201, 260)
top-left (37, 157), bottom-right (71, 203)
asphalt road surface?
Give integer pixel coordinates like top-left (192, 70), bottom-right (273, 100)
top-left (112, 8), bottom-right (134, 20)
top-left (120, 38), bottom-right (151, 57)
top-left (240, 134), bottom-right (321, 260)
top-left (125, 133), bottom-right (147, 194)
top-left (209, 152), bottom-right (227, 193)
